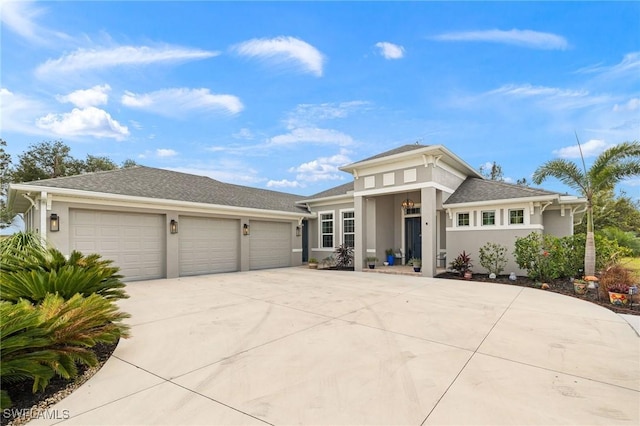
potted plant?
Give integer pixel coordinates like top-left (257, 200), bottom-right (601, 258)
top-left (365, 256), bottom-right (378, 269)
top-left (450, 250), bottom-right (473, 278)
top-left (308, 257), bottom-right (318, 269)
top-left (409, 257), bottom-right (421, 273)
top-left (599, 263), bottom-right (636, 305)
top-left (385, 248), bottom-right (395, 266)
top-left (573, 278), bottom-right (588, 295)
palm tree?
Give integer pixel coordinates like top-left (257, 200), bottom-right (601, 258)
top-left (532, 140), bottom-right (640, 276)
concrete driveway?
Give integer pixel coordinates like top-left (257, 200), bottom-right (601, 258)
top-left (34, 268), bottom-right (639, 425)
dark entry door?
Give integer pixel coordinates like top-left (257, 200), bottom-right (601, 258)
top-left (405, 217), bottom-right (422, 261)
top-left (302, 219), bottom-right (309, 262)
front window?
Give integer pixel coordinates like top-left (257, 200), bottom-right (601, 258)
top-left (342, 211), bottom-right (355, 248)
top-left (457, 212), bottom-right (470, 227)
top-left (321, 213), bottom-right (334, 248)
top-left (509, 209), bottom-right (524, 225)
top-left (482, 211), bottom-right (496, 226)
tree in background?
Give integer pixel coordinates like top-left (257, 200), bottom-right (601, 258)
top-left (1, 140), bottom-right (139, 228)
top-left (479, 161), bottom-right (504, 181)
top-left (533, 140), bottom-right (640, 276)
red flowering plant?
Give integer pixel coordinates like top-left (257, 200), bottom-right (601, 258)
top-left (514, 233), bottom-right (565, 283)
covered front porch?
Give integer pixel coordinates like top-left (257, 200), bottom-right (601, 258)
top-left (353, 186), bottom-right (448, 277)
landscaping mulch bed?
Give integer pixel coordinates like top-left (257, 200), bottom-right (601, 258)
top-left (436, 272), bottom-right (640, 316)
top-left (2, 341), bottom-right (118, 426)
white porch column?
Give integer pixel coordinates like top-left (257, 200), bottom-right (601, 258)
top-left (421, 186), bottom-right (437, 277)
top-left (354, 195), bottom-right (365, 271)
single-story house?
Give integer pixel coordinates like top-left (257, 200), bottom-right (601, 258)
top-left (8, 144), bottom-right (586, 281)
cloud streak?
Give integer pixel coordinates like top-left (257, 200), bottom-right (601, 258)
top-left (0, 0), bottom-right (70, 46)
top-left (233, 36), bottom-right (325, 76)
top-left (552, 139), bottom-right (612, 159)
top-left (268, 127), bottom-right (353, 146)
top-left (375, 42), bottom-right (405, 59)
top-left (122, 88), bottom-right (243, 116)
top-left (36, 45), bottom-right (219, 77)
top-left (433, 29), bottom-right (568, 50)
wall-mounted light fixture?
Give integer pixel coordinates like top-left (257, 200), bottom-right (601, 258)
top-left (49, 213), bottom-right (60, 232)
top-left (296, 225), bottom-right (301, 237)
top-left (169, 219), bottom-right (178, 234)
top-left (401, 198), bottom-right (414, 209)
top-left (243, 223), bottom-right (250, 236)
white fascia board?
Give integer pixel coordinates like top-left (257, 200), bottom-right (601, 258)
top-left (13, 184), bottom-right (313, 220)
top-left (296, 193), bottom-right (354, 206)
top-left (354, 181), bottom-right (455, 198)
top-left (558, 195), bottom-right (586, 204)
top-left (444, 194), bottom-right (560, 209)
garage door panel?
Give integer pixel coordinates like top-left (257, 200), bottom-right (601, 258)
top-left (179, 217), bottom-right (239, 276)
top-left (70, 210), bottom-right (165, 282)
top-left (250, 221), bottom-right (291, 270)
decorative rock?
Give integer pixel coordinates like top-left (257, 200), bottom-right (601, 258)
top-left (509, 272), bottom-right (517, 281)
top-left (541, 283), bottom-right (550, 290)
top-left (489, 273), bottom-right (496, 279)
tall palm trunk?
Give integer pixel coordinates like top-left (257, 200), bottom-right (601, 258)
top-left (584, 201), bottom-right (596, 276)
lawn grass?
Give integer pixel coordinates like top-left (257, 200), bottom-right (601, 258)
top-left (620, 257), bottom-right (640, 275)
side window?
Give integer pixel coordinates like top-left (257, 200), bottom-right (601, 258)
top-left (342, 211), bottom-right (355, 248)
top-left (509, 209), bottom-right (524, 225)
top-left (457, 212), bottom-right (470, 227)
top-left (482, 210), bottom-right (496, 226)
top-left (321, 213), bottom-right (334, 248)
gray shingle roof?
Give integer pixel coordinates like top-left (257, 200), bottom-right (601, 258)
top-left (444, 178), bottom-right (558, 205)
top-left (18, 166), bottom-right (307, 213)
top-left (349, 144), bottom-right (429, 164)
top-left (307, 181), bottom-right (354, 199)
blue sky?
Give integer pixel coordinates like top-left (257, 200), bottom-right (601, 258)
top-left (1, 1), bottom-right (639, 198)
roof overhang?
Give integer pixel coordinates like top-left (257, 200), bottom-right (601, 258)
top-left (444, 194), bottom-right (586, 209)
top-left (9, 183), bottom-right (313, 220)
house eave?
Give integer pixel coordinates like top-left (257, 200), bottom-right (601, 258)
top-left (443, 194), bottom-right (563, 209)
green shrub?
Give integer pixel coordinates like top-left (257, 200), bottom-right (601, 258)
top-left (478, 242), bottom-right (508, 276)
top-left (0, 294), bottom-right (130, 409)
top-left (449, 251), bottom-right (473, 275)
top-left (513, 233), bottom-right (565, 282)
top-left (1, 242), bottom-right (128, 303)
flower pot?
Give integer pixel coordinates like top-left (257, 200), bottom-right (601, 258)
top-left (386, 255), bottom-right (395, 266)
top-left (383, 261), bottom-right (389, 266)
top-left (309, 263), bottom-right (318, 269)
top-left (574, 282), bottom-right (588, 295)
top-left (368, 264), bottom-right (375, 269)
top-left (463, 271), bottom-right (472, 280)
top-left (413, 267), bottom-right (421, 273)
top-left (608, 291), bottom-right (629, 306)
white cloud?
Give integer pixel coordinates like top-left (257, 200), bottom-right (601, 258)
top-left (56, 84), bottom-right (111, 108)
top-left (375, 42), bottom-right (405, 59)
top-left (232, 128), bottom-right (254, 139)
top-left (269, 127), bottom-right (353, 146)
top-left (36, 106), bottom-right (129, 140)
top-left (433, 29), bottom-right (569, 50)
top-left (233, 36), bottom-right (324, 77)
top-left (285, 101), bottom-right (370, 128)
top-left (613, 98), bottom-right (640, 112)
top-left (0, 0), bottom-right (70, 45)
top-left (0, 88), bottom-right (50, 134)
top-left (36, 45), bottom-right (219, 77)
top-left (485, 84), bottom-right (611, 110)
top-left (289, 150), bottom-right (352, 182)
top-left (121, 88), bottom-right (243, 116)
top-left (552, 139), bottom-right (612, 159)
top-left (489, 84), bottom-right (587, 98)
top-left (576, 52), bottom-right (640, 77)
top-left (156, 149), bottom-right (177, 157)
top-left (267, 179), bottom-right (303, 188)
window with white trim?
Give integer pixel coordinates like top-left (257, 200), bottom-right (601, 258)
top-left (482, 210), bottom-right (496, 226)
top-left (320, 212), bottom-right (334, 248)
top-left (457, 212), bottom-right (470, 227)
top-left (342, 211), bottom-right (355, 248)
top-left (509, 209), bottom-right (524, 225)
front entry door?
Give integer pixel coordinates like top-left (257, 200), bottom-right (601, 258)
top-left (405, 217), bottom-right (422, 261)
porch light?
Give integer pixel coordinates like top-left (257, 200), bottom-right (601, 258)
top-left (169, 219), bottom-right (178, 234)
top-left (243, 223), bottom-right (250, 236)
top-left (296, 225), bottom-right (301, 236)
top-left (49, 213), bottom-right (60, 232)
top-left (401, 198), bottom-right (414, 209)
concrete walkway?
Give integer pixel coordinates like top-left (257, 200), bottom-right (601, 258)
top-left (33, 268), bottom-right (639, 425)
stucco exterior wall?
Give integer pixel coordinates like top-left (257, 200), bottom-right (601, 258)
top-left (543, 209), bottom-right (574, 237)
top-left (306, 200), bottom-right (355, 262)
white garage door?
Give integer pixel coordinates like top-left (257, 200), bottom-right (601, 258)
top-left (70, 210), bottom-right (165, 282)
top-left (179, 216), bottom-right (239, 276)
top-left (250, 221), bottom-right (291, 270)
